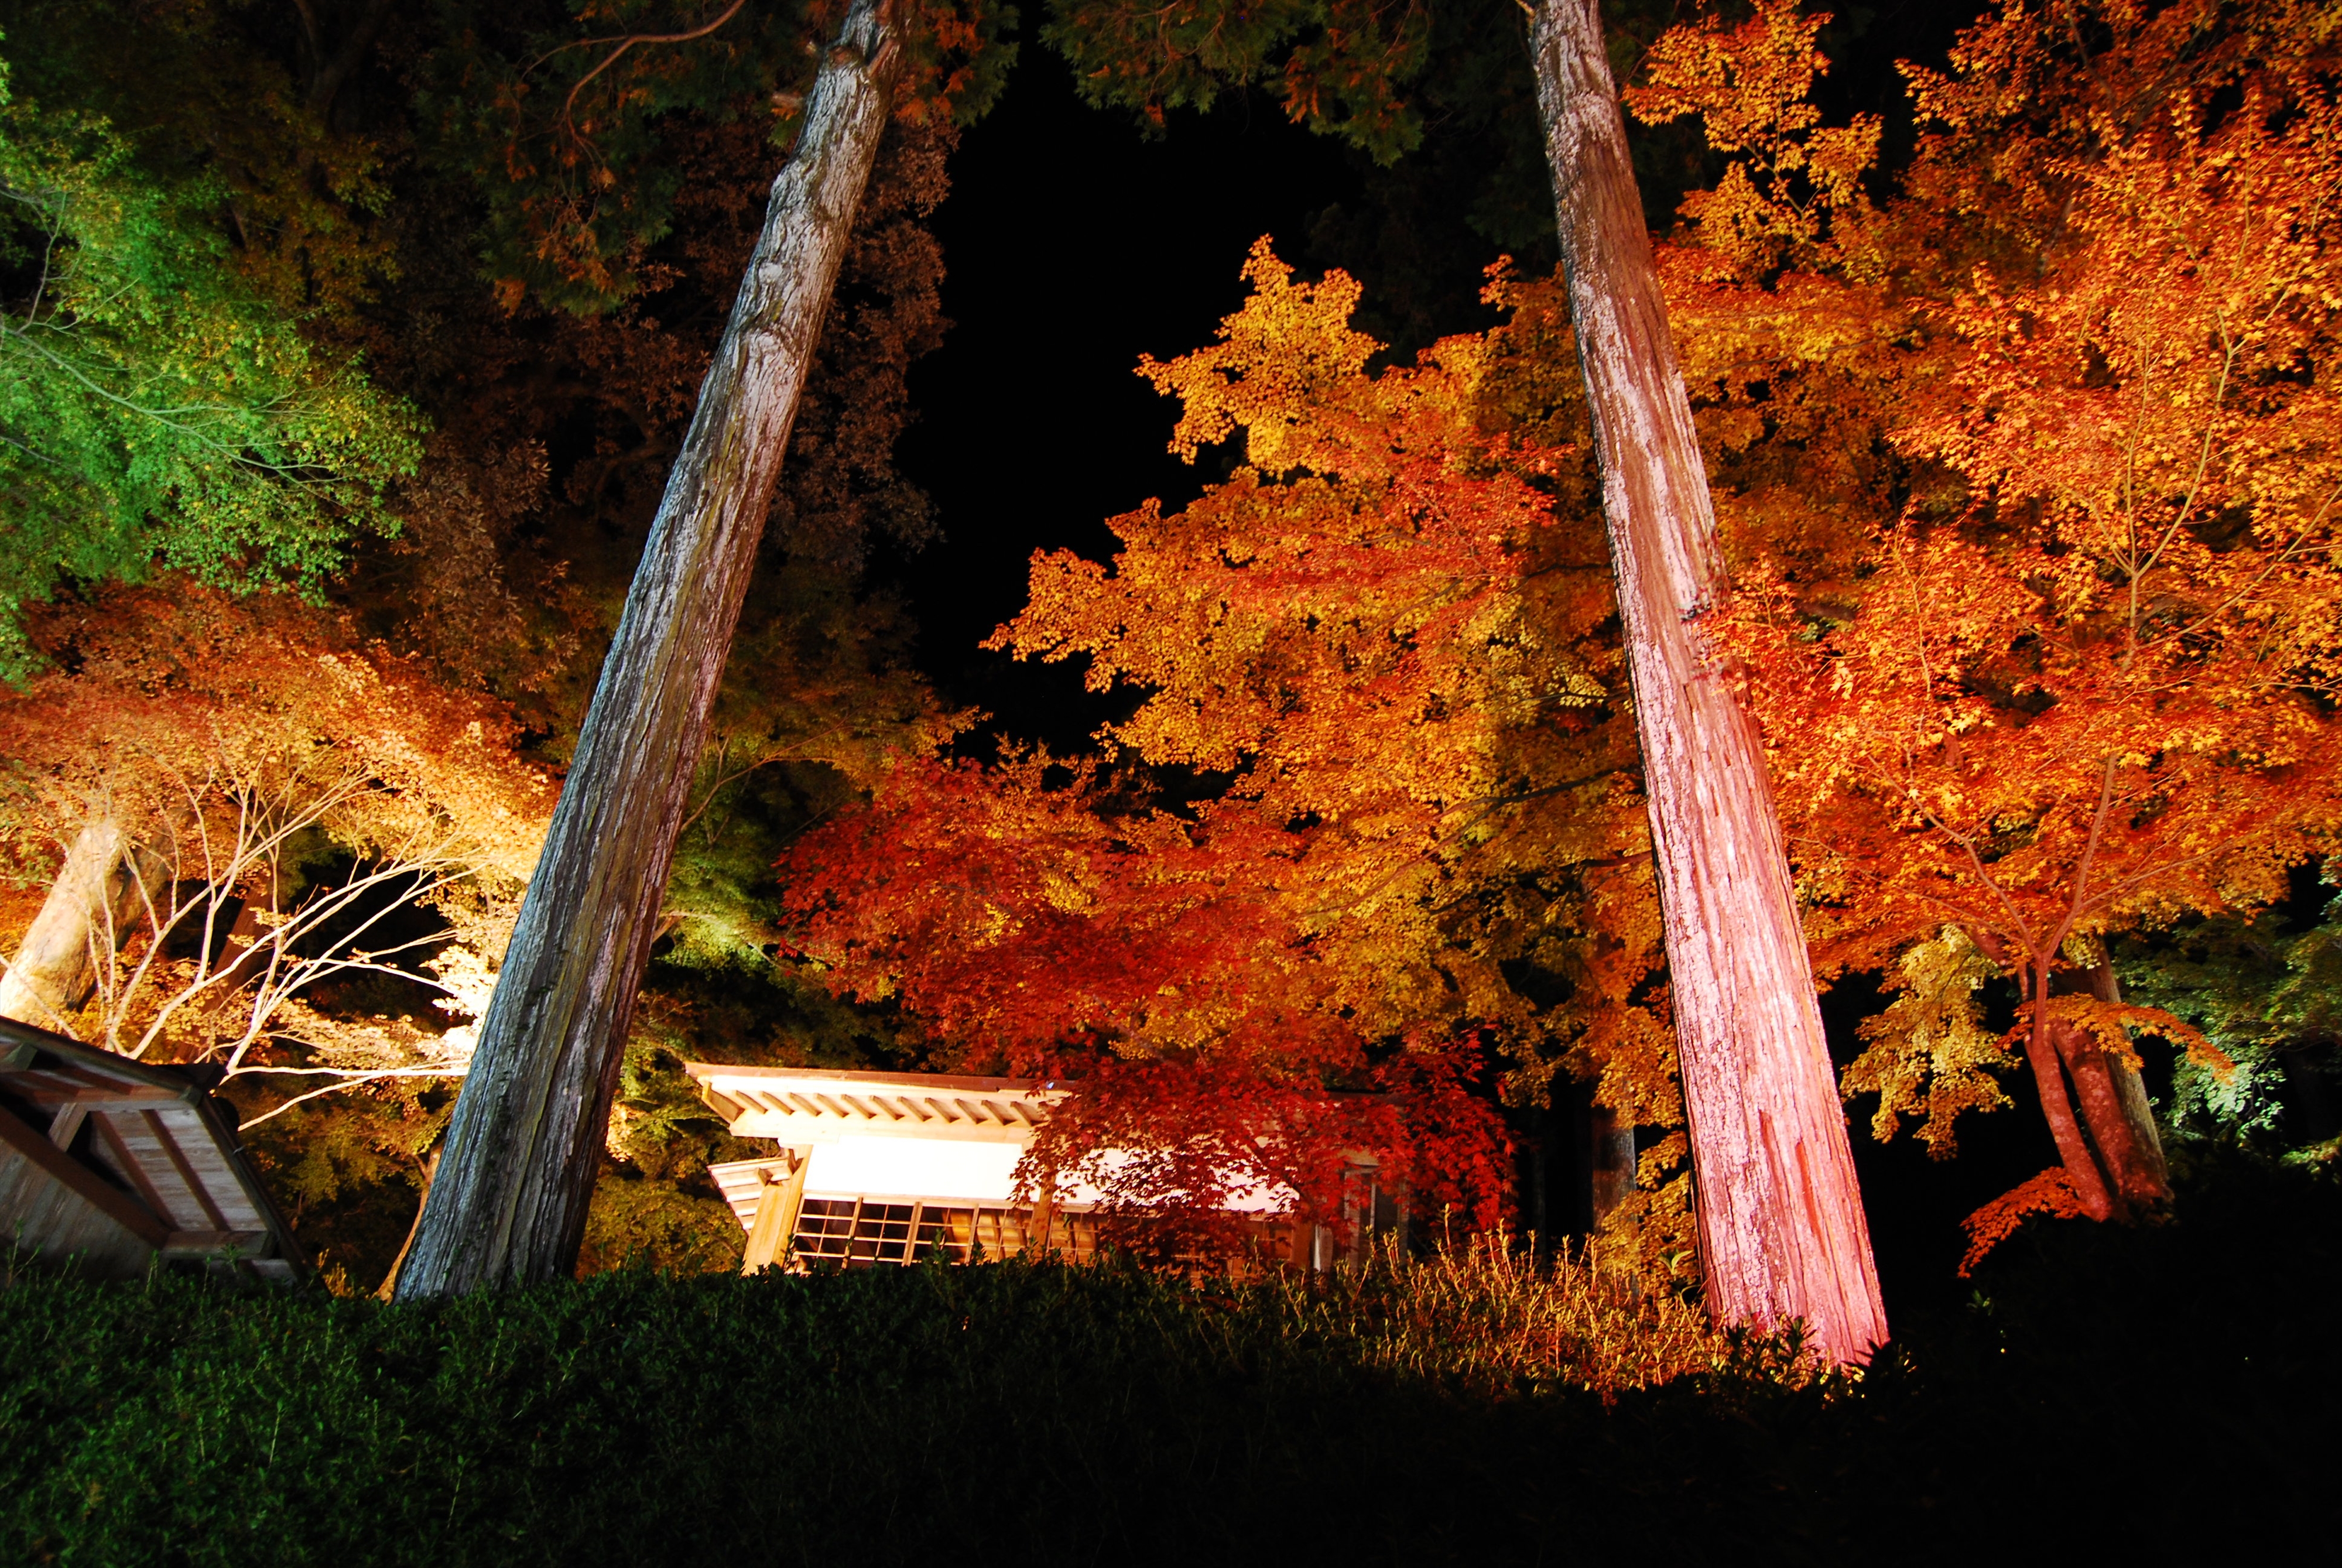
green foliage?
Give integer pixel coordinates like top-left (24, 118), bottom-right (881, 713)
top-left (575, 1170), bottom-right (744, 1276)
top-left (1042, 0), bottom-right (1439, 164)
top-left (0, 40), bottom-right (420, 671)
top-left (2117, 891), bottom-right (2342, 1151)
top-left (239, 1084), bottom-right (447, 1218)
top-left (3, 1153), bottom-right (2336, 1563)
top-left (0, 0), bottom-right (401, 319)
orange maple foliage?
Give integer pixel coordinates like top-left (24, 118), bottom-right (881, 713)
top-left (784, 243), bottom-right (1687, 1254)
top-left (1633, 0), bottom-right (2342, 1241)
top-left (782, 750), bottom-right (1516, 1244)
top-left (0, 581), bottom-right (553, 1097)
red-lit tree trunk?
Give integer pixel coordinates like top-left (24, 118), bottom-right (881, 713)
top-left (2043, 960), bottom-right (2171, 1220)
top-left (394, 0), bottom-right (903, 1299)
top-left (1529, 0), bottom-right (1887, 1362)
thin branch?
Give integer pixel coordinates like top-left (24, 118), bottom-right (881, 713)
top-left (552, 0), bottom-right (749, 148)
top-left (235, 1069), bottom-right (460, 1132)
top-left (2045, 755), bottom-right (2119, 963)
top-left (2142, 480), bottom-right (2342, 653)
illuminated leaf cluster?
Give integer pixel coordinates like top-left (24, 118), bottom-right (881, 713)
top-left (1642, 1), bottom-right (2342, 1190)
top-left (0, 45), bottom-right (422, 672)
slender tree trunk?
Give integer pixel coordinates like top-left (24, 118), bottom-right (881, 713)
top-left (1529, 0), bottom-right (1887, 1363)
top-left (0, 818), bottom-right (156, 1032)
top-left (394, 0), bottom-right (903, 1300)
top-left (2047, 961), bottom-right (2169, 1217)
top-left (2023, 964), bottom-right (2115, 1221)
top-left (376, 1146), bottom-right (442, 1300)
top-left (1584, 1102), bottom-right (1636, 1225)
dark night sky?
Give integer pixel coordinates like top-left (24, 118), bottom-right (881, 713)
top-left (879, 7), bottom-right (2063, 1317)
top-left (884, 52), bottom-right (1366, 755)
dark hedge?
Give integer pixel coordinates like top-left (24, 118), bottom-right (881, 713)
top-left (5, 1147), bottom-right (2335, 1566)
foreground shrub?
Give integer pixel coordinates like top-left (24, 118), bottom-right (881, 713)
top-left (4, 1152), bottom-right (2335, 1565)
top-left (1275, 1233), bottom-right (1737, 1398)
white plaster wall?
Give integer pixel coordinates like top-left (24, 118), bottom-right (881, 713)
top-left (803, 1136), bottom-right (1025, 1202)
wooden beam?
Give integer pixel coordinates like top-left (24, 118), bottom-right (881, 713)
top-left (0, 1101), bottom-right (166, 1249)
top-left (90, 1112), bottom-right (179, 1230)
top-left (161, 1230), bottom-right (269, 1258)
top-left (1029, 1186), bottom-right (1056, 1258)
top-left (7, 1084), bottom-right (180, 1108)
top-left (47, 1103), bottom-right (87, 1149)
top-left (143, 1110), bottom-right (230, 1231)
top-left (740, 1150), bottom-right (811, 1274)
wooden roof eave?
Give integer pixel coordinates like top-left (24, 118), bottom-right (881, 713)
top-left (682, 1062), bottom-right (1062, 1146)
top-left (0, 1015), bottom-right (309, 1285)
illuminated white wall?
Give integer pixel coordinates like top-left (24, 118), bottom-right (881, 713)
top-left (803, 1136), bottom-right (1025, 1202)
top-left (800, 1134), bottom-right (1300, 1214)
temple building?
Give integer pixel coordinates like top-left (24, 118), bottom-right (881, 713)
top-left (686, 1062), bottom-right (1399, 1272)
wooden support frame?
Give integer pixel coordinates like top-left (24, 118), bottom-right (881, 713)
top-left (0, 1015), bottom-right (306, 1282)
top-left (740, 1148), bottom-right (811, 1275)
top-left (1028, 1183), bottom-right (1056, 1258)
top-left (0, 1100), bottom-right (167, 1248)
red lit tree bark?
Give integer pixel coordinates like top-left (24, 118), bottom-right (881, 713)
top-left (395, 0), bottom-right (906, 1299)
top-left (1529, 0), bottom-right (1885, 1362)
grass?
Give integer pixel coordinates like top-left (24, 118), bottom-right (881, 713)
top-left (4, 1146), bottom-right (2336, 1566)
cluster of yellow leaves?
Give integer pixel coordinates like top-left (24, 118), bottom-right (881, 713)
top-left (1624, 0), bottom-right (1883, 282)
top-left (1842, 927), bottom-right (2008, 1157)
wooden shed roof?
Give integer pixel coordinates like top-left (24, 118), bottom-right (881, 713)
top-left (683, 1063), bottom-right (1059, 1146)
top-left (1, 1018), bottom-right (304, 1284)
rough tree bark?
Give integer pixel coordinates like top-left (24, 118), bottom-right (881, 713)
top-left (394, 0), bottom-right (904, 1299)
top-left (2046, 960), bottom-right (2170, 1218)
top-left (0, 819), bottom-right (157, 1032)
top-left (1529, 0), bottom-right (1888, 1362)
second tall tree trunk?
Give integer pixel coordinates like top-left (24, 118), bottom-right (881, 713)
top-left (395, 1), bottom-right (903, 1299)
top-left (1530, 0), bottom-right (1888, 1363)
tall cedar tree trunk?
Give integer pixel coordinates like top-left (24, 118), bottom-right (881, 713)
top-left (394, 1), bottom-right (903, 1299)
top-left (1529, 0), bottom-right (1887, 1362)
top-left (0, 819), bottom-right (154, 1031)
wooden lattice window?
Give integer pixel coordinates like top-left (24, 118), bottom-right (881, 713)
top-left (789, 1197), bottom-right (1095, 1266)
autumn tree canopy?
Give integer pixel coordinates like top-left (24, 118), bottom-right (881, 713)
top-left (1627, 0), bottom-right (2342, 1250)
top-left (780, 241), bottom-right (1692, 1249)
top-left (5, 0), bottom-right (2338, 1300)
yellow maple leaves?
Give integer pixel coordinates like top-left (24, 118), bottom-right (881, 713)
top-left (1624, 0), bottom-right (1883, 280)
